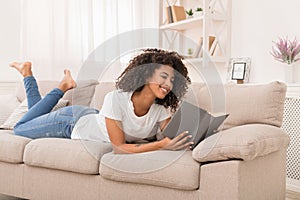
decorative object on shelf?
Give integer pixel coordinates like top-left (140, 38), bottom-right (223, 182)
top-left (185, 8), bottom-right (194, 18)
top-left (271, 36), bottom-right (300, 83)
top-left (165, 6), bottom-right (174, 23)
top-left (159, 0), bottom-right (231, 80)
top-left (171, 5), bottom-right (186, 22)
top-left (194, 7), bottom-right (203, 17)
top-left (193, 36), bottom-right (216, 58)
top-left (227, 58), bottom-right (251, 84)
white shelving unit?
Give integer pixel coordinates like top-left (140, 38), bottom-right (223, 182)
top-left (159, 0), bottom-right (232, 82)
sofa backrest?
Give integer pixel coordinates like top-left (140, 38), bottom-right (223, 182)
top-left (15, 80), bottom-right (287, 129)
top-left (189, 81), bottom-right (287, 129)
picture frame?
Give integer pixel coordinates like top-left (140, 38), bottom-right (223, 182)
top-left (227, 57), bottom-right (251, 83)
top-left (231, 62), bottom-right (246, 80)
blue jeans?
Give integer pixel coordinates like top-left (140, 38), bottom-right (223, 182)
top-left (14, 76), bottom-right (99, 139)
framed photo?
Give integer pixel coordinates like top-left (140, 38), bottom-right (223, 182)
top-left (231, 62), bottom-right (246, 80)
top-left (227, 58), bottom-right (251, 83)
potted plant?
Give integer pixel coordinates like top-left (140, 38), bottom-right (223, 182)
top-left (271, 37), bottom-right (300, 64)
top-left (185, 9), bottom-right (194, 18)
top-left (194, 7), bottom-right (203, 17)
top-left (271, 36), bottom-right (300, 82)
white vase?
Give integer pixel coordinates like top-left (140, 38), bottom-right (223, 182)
top-left (284, 65), bottom-right (294, 83)
top-left (194, 11), bottom-right (203, 18)
top-left (293, 62), bottom-right (300, 83)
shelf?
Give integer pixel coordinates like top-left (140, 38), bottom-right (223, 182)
top-left (160, 17), bottom-right (203, 31)
top-left (160, 13), bottom-right (227, 31)
top-left (183, 57), bottom-right (228, 64)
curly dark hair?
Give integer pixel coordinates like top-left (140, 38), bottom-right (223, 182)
top-left (116, 48), bottom-right (191, 112)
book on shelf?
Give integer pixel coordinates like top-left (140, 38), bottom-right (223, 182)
top-left (165, 5), bottom-right (186, 24)
top-left (171, 5), bottom-right (186, 22)
top-left (193, 36), bottom-right (217, 58)
top-left (165, 6), bottom-right (174, 23)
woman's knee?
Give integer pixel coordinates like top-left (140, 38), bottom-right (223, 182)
top-left (58, 105), bottom-right (98, 120)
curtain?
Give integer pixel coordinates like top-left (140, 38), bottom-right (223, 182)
top-left (20, 0), bottom-right (159, 80)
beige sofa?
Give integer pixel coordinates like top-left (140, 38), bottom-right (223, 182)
top-left (0, 81), bottom-right (290, 200)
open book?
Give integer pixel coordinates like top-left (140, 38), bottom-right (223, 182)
top-left (162, 101), bottom-right (229, 149)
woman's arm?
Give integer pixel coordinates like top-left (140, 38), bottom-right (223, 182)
top-left (106, 117), bottom-right (192, 154)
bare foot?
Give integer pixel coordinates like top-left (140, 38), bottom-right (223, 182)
top-left (9, 61), bottom-right (33, 77)
top-left (58, 69), bottom-right (76, 93)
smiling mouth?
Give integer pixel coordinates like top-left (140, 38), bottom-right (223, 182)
top-left (159, 86), bottom-right (170, 94)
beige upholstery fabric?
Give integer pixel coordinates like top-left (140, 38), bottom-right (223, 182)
top-left (15, 80), bottom-right (60, 102)
top-left (0, 94), bottom-right (20, 125)
top-left (192, 124), bottom-right (290, 162)
top-left (0, 163), bottom-right (25, 198)
top-left (100, 150), bottom-right (200, 190)
top-left (0, 133), bottom-right (31, 163)
top-left (90, 82), bottom-right (115, 110)
top-left (187, 81), bottom-right (287, 129)
top-left (15, 80), bottom-right (99, 107)
top-left (24, 138), bottom-right (112, 174)
top-left (63, 80), bottom-right (99, 106)
top-left (0, 99), bottom-right (68, 130)
top-left (0, 130), bottom-right (14, 135)
top-left (199, 149), bottom-right (286, 200)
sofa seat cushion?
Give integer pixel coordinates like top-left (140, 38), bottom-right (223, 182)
top-left (24, 138), bottom-right (112, 175)
top-left (192, 124), bottom-right (290, 162)
top-left (0, 132), bottom-right (31, 163)
top-left (100, 150), bottom-right (200, 190)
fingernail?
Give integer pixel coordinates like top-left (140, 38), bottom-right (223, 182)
top-left (188, 135), bottom-right (192, 138)
top-left (191, 142), bottom-right (194, 144)
top-left (185, 131), bottom-right (189, 133)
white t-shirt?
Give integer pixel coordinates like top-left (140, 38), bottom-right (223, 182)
top-left (71, 90), bottom-right (171, 143)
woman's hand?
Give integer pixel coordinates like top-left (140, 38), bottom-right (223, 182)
top-left (160, 131), bottom-right (194, 151)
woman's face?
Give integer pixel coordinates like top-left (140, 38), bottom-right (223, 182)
top-left (147, 65), bottom-right (174, 99)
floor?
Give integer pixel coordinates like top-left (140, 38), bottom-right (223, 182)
top-left (0, 191), bottom-right (299, 200)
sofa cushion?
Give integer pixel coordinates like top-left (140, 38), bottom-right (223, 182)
top-left (186, 81), bottom-right (287, 129)
top-left (23, 138), bottom-right (112, 175)
top-left (0, 94), bottom-right (20, 126)
top-left (90, 82), bottom-right (115, 110)
top-left (16, 79), bottom-right (99, 107)
top-left (63, 80), bottom-right (99, 106)
top-left (0, 99), bottom-right (68, 130)
top-left (100, 150), bottom-right (200, 190)
top-left (15, 81), bottom-right (60, 102)
top-left (192, 124), bottom-right (290, 162)
top-left (0, 132), bottom-right (31, 163)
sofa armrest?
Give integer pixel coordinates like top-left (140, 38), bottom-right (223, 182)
top-left (0, 94), bottom-right (20, 125)
top-left (192, 124), bottom-right (290, 162)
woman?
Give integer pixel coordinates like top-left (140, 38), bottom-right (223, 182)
top-left (11, 49), bottom-right (193, 154)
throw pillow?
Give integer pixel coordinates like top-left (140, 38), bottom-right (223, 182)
top-left (0, 99), bottom-right (69, 130)
top-left (192, 124), bottom-right (290, 162)
top-left (63, 79), bottom-right (99, 106)
top-left (0, 94), bottom-right (20, 125)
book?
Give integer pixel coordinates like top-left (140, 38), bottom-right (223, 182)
top-left (165, 6), bottom-right (173, 23)
top-left (209, 36), bottom-right (217, 55)
top-left (194, 36), bottom-right (217, 58)
top-left (162, 101), bottom-right (229, 149)
top-left (193, 37), bottom-right (203, 58)
top-left (171, 5), bottom-right (186, 22)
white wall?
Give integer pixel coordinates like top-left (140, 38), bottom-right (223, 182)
top-left (231, 0), bottom-right (300, 83)
top-left (2, 0), bottom-right (300, 83)
top-left (0, 0), bottom-right (21, 81)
